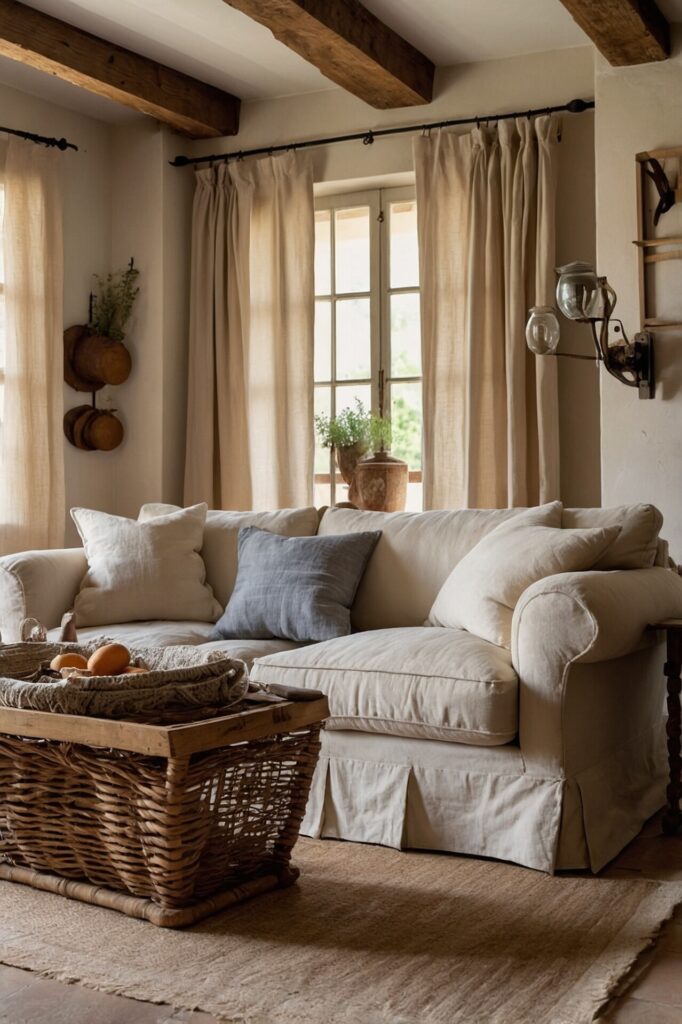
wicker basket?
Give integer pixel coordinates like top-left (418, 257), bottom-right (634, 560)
top-left (0, 642), bottom-right (327, 927)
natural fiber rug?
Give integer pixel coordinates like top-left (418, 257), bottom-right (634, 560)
top-left (0, 839), bottom-right (680, 1024)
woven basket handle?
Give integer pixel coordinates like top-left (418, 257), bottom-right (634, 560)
top-left (20, 618), bottom-right (48, 643)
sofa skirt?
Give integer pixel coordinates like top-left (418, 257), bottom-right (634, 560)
top-left (301, 724), bottom-right (668, 874)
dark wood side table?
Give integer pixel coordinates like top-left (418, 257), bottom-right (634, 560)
top-left (653, 619), bottom-right (682, 835)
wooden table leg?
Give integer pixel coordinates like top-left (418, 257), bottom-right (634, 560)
top-left (662, 627), bottom-right (682, 836)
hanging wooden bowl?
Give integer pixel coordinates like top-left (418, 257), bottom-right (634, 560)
top-left (64, 406), bottom-right (124, 451)
top-left (64, 325), bottom-right (132, 392)
top-left (86, 411), bottom-right (124, 451)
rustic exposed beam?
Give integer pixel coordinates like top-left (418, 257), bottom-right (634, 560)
top-left (224, 0), bottom-right (434, 108)
top-left (0, 0), bottom-right (240, 138)
top-left (559, 0), bottom-right (670, 66)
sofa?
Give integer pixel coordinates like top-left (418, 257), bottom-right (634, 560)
top-left (1, 501), bottom-right (681, 875)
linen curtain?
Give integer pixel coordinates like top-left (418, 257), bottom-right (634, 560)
top-left (0, 137), bottom-right (65, 554)
top-left (413, 115), bottom-right (560, 510)
top-left (184, 151), bottom-right (314, 510)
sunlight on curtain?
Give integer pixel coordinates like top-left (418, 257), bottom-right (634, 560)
top-left (184, 151), bottom-right (314, 510)
top-left (0, 138), bottom-right (65, 554)
top-left (414, 116), bottom-right (560, 510)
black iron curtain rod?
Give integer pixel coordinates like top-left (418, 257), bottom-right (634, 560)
top-left (0, 124), bottom-right (78, 151)
top-left (170, 97), bottom-right (594, 168)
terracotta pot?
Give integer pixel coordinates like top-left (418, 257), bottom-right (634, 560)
top-left (353, 451), bottom-right (408, 512)
top-left (335, 444), bottom-right (367, 486)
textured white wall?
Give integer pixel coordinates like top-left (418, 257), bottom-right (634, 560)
top-left (595, 29), bottom-right (682, 559)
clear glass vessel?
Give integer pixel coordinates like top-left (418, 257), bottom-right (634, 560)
top-left (555, 261), bottom-right (601, 320)
top-left (525, 306), bottom-right (561, 354)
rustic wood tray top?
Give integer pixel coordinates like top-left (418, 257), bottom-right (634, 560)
top-left (0, 695), bottom-right (329, 757)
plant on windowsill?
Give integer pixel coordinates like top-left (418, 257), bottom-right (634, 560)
top-left (314, 399), bottom-right (371, 493)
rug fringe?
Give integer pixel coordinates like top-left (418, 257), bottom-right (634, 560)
top-left (552, 882), bottom-right (682, 1024)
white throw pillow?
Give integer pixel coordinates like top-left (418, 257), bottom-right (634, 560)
top-left (426, 502), bottom-right (620, 648)
top-left (137, 503), bottom-right (322, 608)
top-left (71, 503), bottom-right (222, 627)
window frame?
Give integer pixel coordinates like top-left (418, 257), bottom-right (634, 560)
top-left (314, 184), bottom-right (421, 506)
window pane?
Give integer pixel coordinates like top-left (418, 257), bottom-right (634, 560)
top-left (335, 206), bottom-right (370, 294)
top-left (390, 381), bottom-right (422, 472)
top-left (335, 383), bottom-right (371, 420)
top-left (336, 298), bottom-right (371, 380)
top-left (314, 209), bottom-right (331, 296)
top-left (390, 292), bottom-right (421, 378)
top-left (314, 300), bottom-right (331, 381)
top-left (313, 385), bottom-right (332, 508)
top-left (390, 200), bottom-right (419, 288)
top-left (405, 479), bottom-right (423, 513)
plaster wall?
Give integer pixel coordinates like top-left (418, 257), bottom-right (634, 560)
top-left (595, 30), bottom-right (682, 558)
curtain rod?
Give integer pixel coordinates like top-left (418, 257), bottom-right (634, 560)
top-left (0, 125), bottom-right (78, 152)
top-left (170, 96), bottom-right (594, 169)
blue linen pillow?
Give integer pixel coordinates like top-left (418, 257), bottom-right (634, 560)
top-left (210, 527), bottom-right (381, 643)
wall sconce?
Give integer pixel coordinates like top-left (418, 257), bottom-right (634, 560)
top-left (526, 261), bottom-right (654, 399)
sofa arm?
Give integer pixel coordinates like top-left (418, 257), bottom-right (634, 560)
top-left (511, 567), bottom-right (682, 775)
top-left (513, 567), bottom-right (682, 666)
top-left (0, 548), bottom-right (87, 641)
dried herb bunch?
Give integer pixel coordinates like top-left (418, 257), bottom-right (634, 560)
top-left (90, 262), bottom-right (140, 341)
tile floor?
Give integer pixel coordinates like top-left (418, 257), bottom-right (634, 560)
top-left (0, 813), bottom-right (679, 1024)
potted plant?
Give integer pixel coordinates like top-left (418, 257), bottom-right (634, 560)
top-left (314, 399), bottom-right (371, 490)
top-left (64, 260), bottom-right (140, 396)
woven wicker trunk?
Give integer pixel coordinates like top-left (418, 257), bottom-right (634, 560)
top-left (0, 643), bottom-right (327, 927)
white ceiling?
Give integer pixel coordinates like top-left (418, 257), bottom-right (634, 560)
top-left (1, 0), bottom-right (681, 124)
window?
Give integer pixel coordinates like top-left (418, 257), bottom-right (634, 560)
top-left (314, 187), bottom-right (423, 510)
top-left (0, 184), bottom-right (4, 421)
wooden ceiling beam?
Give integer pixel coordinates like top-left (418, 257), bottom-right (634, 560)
top-left (0, 0), bottom-right (240, 138)
top-left (224, 0), bottom-right (434, 108)
top-left (559, 0), bottom-right (670, 66)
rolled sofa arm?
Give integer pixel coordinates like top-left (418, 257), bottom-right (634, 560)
top-left (0, 548), bottom-right (87, 642)
top-left (511, 567), bottom-right (682, 775)
top-left (513, 567), bottom-right (682, 666)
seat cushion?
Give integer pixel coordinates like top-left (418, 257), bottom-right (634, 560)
top-left (46, 621), bottom-right (305, 669)
top-left (251, 626), bottom-right (518, 746)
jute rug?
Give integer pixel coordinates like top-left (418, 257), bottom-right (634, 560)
top-left (0, 839), bottom-right (680, 1024)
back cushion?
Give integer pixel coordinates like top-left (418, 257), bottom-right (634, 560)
top-left (562, 504), bottom-right (663, 569)
top-left (318, 506), bottom-right (517, 630)
top-left (138, 504), bottom-right (320, 608)
top-left (320, 502), bottom-right (666, 630)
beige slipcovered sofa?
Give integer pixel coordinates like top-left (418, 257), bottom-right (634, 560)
top-left (1, 502), bottom-right (681, 874)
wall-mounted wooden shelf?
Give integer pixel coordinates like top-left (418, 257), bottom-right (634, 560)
top-left (635, 147), bottom-right (682, 334)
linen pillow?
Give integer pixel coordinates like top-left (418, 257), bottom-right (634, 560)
top-left (426, 502), bottom-right (620, 648)
top-left (138, 503), bottom-right (321, 607)
top-left (71, 503), bottom-right (222, 627)
top-left (211, 527), bottom-right (381, 643)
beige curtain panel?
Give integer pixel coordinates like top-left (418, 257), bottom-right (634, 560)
top-left (414, 115), bottom-right (560, 510)
top-left (0, 138), bottom-right (65, 555)
top-left (184, 151), bottom-right (314, 511)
